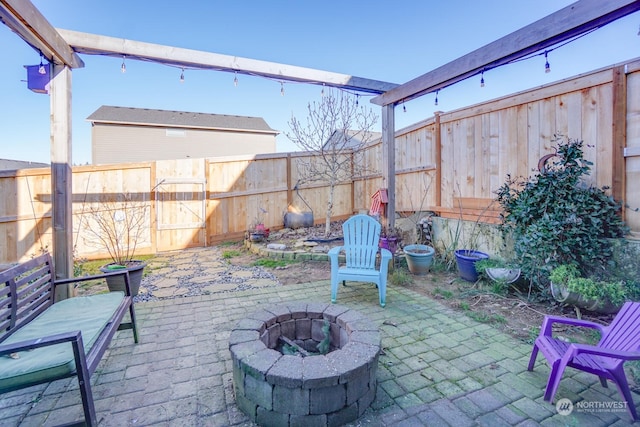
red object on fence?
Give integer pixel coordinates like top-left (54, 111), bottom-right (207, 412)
top-left (370, 189), bottom-right (388, 216)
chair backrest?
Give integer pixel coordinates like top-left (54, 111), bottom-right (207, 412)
top-left (342, 214), bottom-right (381, 269)
top-left (599, 302), bottom-right (640, 354)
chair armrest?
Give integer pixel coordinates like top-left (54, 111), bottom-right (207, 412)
top-left (55, 270), bottom-right (133, 297)
top-left (380, 248), bottom-right (392, 261)
top-left (327, 246), bottom-right (344, 259)
top-left (328, 246), bottom-right (344, 258)
top-left (0, 330), bottom-right (82, 356)
top-left (540, 314), bottom-right (606, 337)
top-left (568, 343), bottom-right (640, 361)
top-left (54, 270), bottom-right (129, 286)
top-left (328, 246), bottom-right (344, 271)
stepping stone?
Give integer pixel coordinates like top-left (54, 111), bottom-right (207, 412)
top-left (190, 276), bottom-right (215, 284)
top-left (154, 277), bottom-right (179, 288)
top-left (203, 283), bottom-right (240, 293)
top-left (232, 270), bottom-right (254, 278)
top-left (203, 267), bottom-right (229, 275)
top-left (267, 243), bottom-right (287, 250)
top-left (153, 286), bottom-right (189, 298)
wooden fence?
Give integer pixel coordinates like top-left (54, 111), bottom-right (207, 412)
top-left (1, 58), bottom-right (639, 265)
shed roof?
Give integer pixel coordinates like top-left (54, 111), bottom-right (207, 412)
top-left (87, 106), bottom-right (279, 134)
top-left (0, 159), bottom-right (48, 171)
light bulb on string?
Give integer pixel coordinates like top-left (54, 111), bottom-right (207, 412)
top-left (180, 68), bottom-right (185, 83)
top-left (544, 51), bottom-right (551, 73)
top-left (321, 83), bottom-right (325, 97)
top-left (356, 94), bottom-right (359, 106)
top-left (434, 90), bottom-right (439, 106)
top-left (38, 54), bottom-right (46, 75)
top-left (121, 56), bottom-right (126, 73)
top-left (280, 82), bottom-right (285, 96)
top-left (233, 72), bottom-right (238, 87)
top-left (403, 102), bottom-right (406, 113)
top-left (480, 71), bottom-right (485, 87)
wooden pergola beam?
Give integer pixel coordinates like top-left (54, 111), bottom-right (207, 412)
top-left (0, 1), bottom-right (79, 293)
top-left (0, 0), bottom-right (83, 67)
top-left (56, 29), bottom-right (398, 95)
top-left (372, 0), bottom-right (640, 106)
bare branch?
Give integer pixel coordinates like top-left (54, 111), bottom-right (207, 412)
top-left (286, 89), bottom-right (379, 235)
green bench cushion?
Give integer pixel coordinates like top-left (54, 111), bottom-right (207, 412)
top-left (0, 292), bottom-right (125, 391)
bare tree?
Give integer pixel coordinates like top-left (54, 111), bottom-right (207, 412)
top-left (286, 89), bottom-right (378, 236)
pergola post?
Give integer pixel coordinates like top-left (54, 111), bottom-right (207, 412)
top-left (50, 63), bottom-right (74, 300)
top-left (381, 104), bottom-right (395, 230)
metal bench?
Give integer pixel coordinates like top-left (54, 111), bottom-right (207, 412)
top-left (0, 253), bottom-right (139, 426)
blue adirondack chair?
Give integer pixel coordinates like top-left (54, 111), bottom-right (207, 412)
top-left (328, 214), bottom-right (392, 307)
top-left (528, 301), bottom-right (640, 421)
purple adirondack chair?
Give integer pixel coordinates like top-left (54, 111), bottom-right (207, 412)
top-left (528, 301), bottom-right (640, 421)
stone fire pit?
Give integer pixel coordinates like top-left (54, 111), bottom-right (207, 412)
top-left (229, 303), bottom-right (380, 426)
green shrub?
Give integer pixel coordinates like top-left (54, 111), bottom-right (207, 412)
top-left (252, 258), bottom-right (290, 268)
top-left (222, 250), bottom-right (241, 259)
top-left (550, 264), bottom-right (628, 307)
top-left (496, 136), bottom-right (628, 297)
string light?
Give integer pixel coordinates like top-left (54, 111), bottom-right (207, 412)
top-left (104, 24), bottom-right (596, 109)
top-left (544, 51), bottom-right (551, 73)
top-left (38, 54), bottom-right (46, 75)
top-left (403, 101), bottom-right (406, 113)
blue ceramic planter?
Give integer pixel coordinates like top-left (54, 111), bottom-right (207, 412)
top-left (454, 249), bottom-right (489, 282)
top-left (403, 244), bottom-right (435, 275)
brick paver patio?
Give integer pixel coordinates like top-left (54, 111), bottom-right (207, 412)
top-left (1, 248), bottom-right (634, 426)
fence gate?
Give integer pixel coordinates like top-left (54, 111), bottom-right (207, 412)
top-left (154, 178), bottom-right (206, 251)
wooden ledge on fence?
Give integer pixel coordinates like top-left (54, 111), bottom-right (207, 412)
top-left (429, 197), bottom-right (502, 224)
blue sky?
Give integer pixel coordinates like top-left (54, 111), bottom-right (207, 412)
top-left (1, 1), bottom-right (639, 165)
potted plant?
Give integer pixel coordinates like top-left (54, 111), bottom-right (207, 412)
top-left (380, 225), bottom-right (402, 254)
top-left (248, 208), bottom-right (269, 242)
top-left (454, 249), bottom-right (489, 282)
top-left (475, 258), bottom-right (521, 284)
top-left (549, 264), bottom-right (626, 314)
top-left (81, 192), bottom-right (150, 296)
top-left (403, 244), bottom-right (436, 275)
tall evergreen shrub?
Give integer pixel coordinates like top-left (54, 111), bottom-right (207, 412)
top-left (496, 137), bottom-right (627, 296)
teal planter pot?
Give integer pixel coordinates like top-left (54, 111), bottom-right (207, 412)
top-left (403, 244), bottom-right (435, 275)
